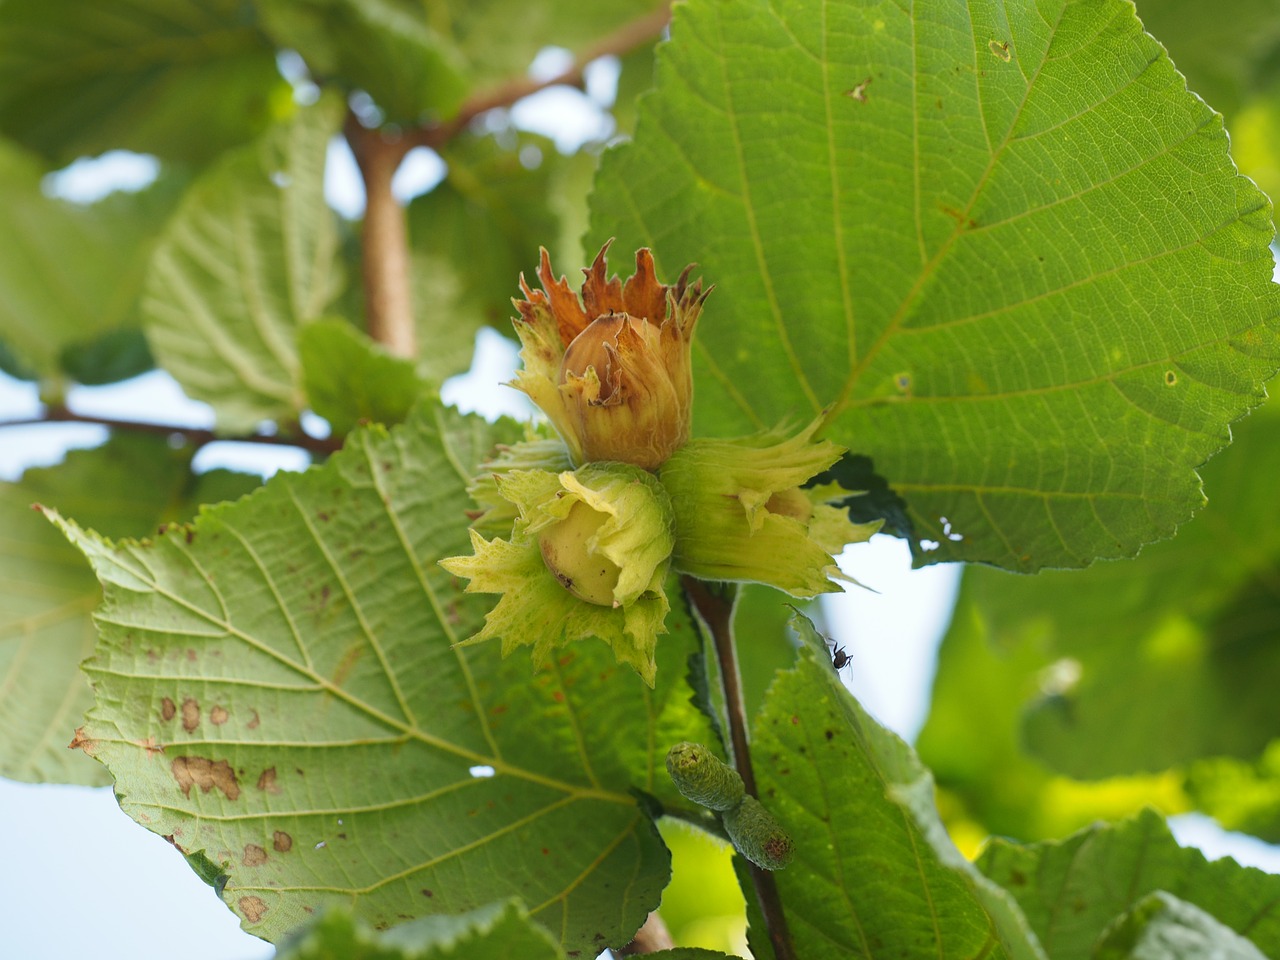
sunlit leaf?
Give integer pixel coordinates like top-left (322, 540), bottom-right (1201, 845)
top-left (591, 0), bottom-right (1280, 571)
top-left (1185, 744), bottom-right (1280, 843)
top-left (54, 402), bottom-right (715, 953)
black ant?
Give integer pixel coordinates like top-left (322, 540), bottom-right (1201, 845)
top-left (824, 635), bottom-right (852, 673)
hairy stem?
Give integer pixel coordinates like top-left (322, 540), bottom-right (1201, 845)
top-left (0, 407), bottom-right (343, 456)
top-left (345, 117), bottom-right (416, 359)
top-left (682, 577), bottom-right (796, 960)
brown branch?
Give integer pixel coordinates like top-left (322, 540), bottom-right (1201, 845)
top-left (616, 911), bottom-right (675, 954)
top-left (345, 116), bottom-right (417, 359)
top-left (340, 5), bottom-right (669, 359)
top-left (1, 408), bottom-right (343, 457)
top-left (409, 3), bottom-right (672, 151)
top-left (682, 577), bottom-right (796, 960)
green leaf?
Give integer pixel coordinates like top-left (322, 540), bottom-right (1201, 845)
top-left (944, 405), bottom-right (1280, 778)
top-left (1132, 0), bottom-right (1280, 120)
top-left (143, 97), bottom-right (345, 432)
top-left (406, 131), bottom-right (563, 383)
top-left (590, 0), bottom-right (1280, 571)
top-left (276, 899), bottom-right (743, 960)
top-left (435, 0), bottom-right (668, 93)
top-left (299, 319), bottom-right (427, 434)
top-left (275, 900), bottom-right (562, 959)
top-left (1185, 746), bottom-right (1280, 843)
top-left (1127, 2), bottom-right (1280, 205)
top-left (0, 0), bottom-right (286, 166)
top-left (915, 576), bottom-right (1187, 843)
top-left (0, 435), bottom-right (259, 785)
top-left (257, 0), bottom-right (469, 123)
top-left (0, 139), bottom-right (182, 383)
top-left (978, 808), bottom-right (1280, 959)
top-left (750, 612), bottom-right (1045, 960)
top-left (1094, 891), bottom-right (1267, 960)
top-left (53, 402), bottom-right (716, 953)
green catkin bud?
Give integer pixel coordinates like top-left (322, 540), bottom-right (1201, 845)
top-left (722, 795), bottom-right (795, 871)
top-left (665, 742), bottom-right (745, 812)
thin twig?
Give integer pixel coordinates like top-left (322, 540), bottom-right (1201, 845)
top-left (682, 577), bottom-right (796, 960)
top-left (409, 4), bottom-right (672, 151)
top-left (0, 408), bottom-right (343, 456)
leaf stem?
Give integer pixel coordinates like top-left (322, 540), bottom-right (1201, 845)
top-left (0, 406), bottom-right (343, 456)
top-left (344, 115), bottom-right (417, 359)
top-left (681, 576), bottom-right (796, 960)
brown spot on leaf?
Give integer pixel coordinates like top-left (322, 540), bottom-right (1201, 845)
top-left (210, 705), bottom-right (229, 725)
top-left (181, 698), bottom-right (200, 732)
top-left (273, 831), bottom-right (293, 853)
top-left (161, 698), bottom-right (176, 722)
top-left (68, 727), bottom-right (98, 756)
top-left (242, 844), bottom-right (268, 866)
top-left (845, 76), bottom-right (872, 102)
top-left (257, 767), bottom-right (282, 794)
top-left (988, 38), bottom-right (1011, 61)
top-left (135, 736), bottom-right (164, 759)
top-left (172, 756), bottom-right (241, 800)
top-left (247, 710), bottom-right (260, 730)
top-left (186, 649), bottom-right (197, 662)
top-left (239, 896), bottom-right (268, 923)
top-left (421, 889), bottom-right (434, 898)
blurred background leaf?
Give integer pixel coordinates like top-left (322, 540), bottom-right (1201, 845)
top-left (0, 139), bottom-right (185, 385)
top-left (979, 810), bottom-right (1280, 959)
top-left (142, 96), bottom-right (344, 431)
top-left (0, 0), bottom-right (287, 166)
